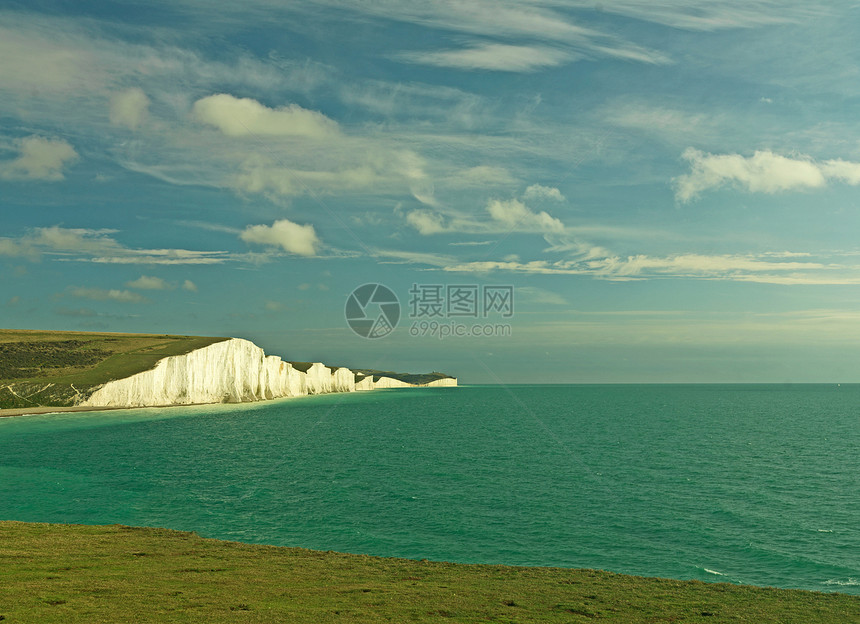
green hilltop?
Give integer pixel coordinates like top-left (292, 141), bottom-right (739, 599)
top-left (0, 329), bottom-right (227, 409)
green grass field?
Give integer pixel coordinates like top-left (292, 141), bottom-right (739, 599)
top-left (0, 522), bottom-right (857, 623)
top-left (0, 329), bottom-right (227, 408)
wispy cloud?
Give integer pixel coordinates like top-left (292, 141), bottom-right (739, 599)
top-left (0, 226), bottom-right (231, 265)
top-left (403, 184), bottom-right (568, 236)
top-left (381, 241), bottom-right (860, 285)
top-left (68, 287), bottom-right (149, 303)
top-left (109, 88), bottom-right (150, 131)
top-left (589, 0), bottom-right (821, 31)
top-left (322, 0), bottom-right (671, 70)
top-left (372, 248), bottom-right (457, 267)
top-left (396, 44), bottom-right (574, 72)
top-left (89, 250), bottom-right (230, 265)
top-left (517, 286), bottom-right (568, 305)
top-left (605, 103), bottom-right (717, 146)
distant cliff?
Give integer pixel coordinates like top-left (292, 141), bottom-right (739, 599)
top-left (80, 338), bottom-right (456, 408)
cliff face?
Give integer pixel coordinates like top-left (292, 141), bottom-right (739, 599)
top-left (422, 377), bottom-right (458, 387)
top-left (354, 376), bottom-right (375, 391)
top-left (373, 376), bottom-right (413, 389)
top-left (80, 337), bottom-right (455, 408)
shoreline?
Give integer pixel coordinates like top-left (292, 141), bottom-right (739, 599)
top-left (0, 387), bottom-right (409, 418)
top-left (0, 405), bottom-right (127, 418)
top-left (0, 400), bottom-right (265, 418)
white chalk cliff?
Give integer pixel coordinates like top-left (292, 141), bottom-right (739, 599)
top-left (80, 337), bottom-right (456, 408)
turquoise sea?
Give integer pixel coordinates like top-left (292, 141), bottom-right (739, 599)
top-left (1, 384), bottom-right (857, 594)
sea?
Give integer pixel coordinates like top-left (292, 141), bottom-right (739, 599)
top-left (1, 384), bottom-right (857, 594)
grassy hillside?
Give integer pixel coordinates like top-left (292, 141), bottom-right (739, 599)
top-left (0, 522), bottom-right (857, 623)
top-left (0, 330), bottom-right (227, 408)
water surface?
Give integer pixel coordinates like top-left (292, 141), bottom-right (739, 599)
top-left (1, 384), bottom-right (857, 593)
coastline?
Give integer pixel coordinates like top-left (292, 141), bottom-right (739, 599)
top-left (0, 397), bottom-right (299, 419)
top-left (0, 399), bottom-right (273, 418)
top-left (0, 384), bottom-right (448, 418)
top-left (1, 333), bottom-right (456, 415)
top-left (0, 405), bottom-right (126, 418)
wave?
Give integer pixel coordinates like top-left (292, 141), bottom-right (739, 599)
top-left (824, 578), bottom-right (860, 587)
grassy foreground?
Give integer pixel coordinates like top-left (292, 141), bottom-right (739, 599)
top-left (0, 329), bottom-right (227, 408)
top-left (0, 523), bottom-right (857, 623)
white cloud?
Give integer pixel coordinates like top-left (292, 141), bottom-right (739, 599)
top-left (240, 218), bottom-right (320, 256)
top-left (448, 240), bottom-right (494, 246)
top-left (126, 275), bottom-right (171, 290)
top-left (675, 148), bottom-right (860, 201)
top-left (182, 279), bottom-right (198, 292)
top-left (192, 93), bottom-right (339, 138)
top-left (397, 43), bottom-right (574, 72)
top-left (406, 210), bottom-right (448, 235)
top-left (487, 198), bottom-right (565, 232)
top-left (109, 87), bottom-right (150, 130)
top-left (68, 287), bottom-right (148, 303)
top-left (523, 184), bottom-right (565, 202)
top-left (0, 135), bottom-right (78, 181)
top-left (402, 186), bottom-right (568, 237)
top-left (821, 159), bottom-right (860, 185)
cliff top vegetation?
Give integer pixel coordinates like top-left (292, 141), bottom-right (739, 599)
top-left (0, 329), bottom-right (227, 408)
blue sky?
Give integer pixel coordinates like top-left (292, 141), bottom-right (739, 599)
top-left (3, 1), bottom-right (860, 382)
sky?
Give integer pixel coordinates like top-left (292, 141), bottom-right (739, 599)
top-left (3, 1), bottom-right (860, 383)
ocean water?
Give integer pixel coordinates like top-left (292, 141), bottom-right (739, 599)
top-left (1, 384), bottom-right (857, 594)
